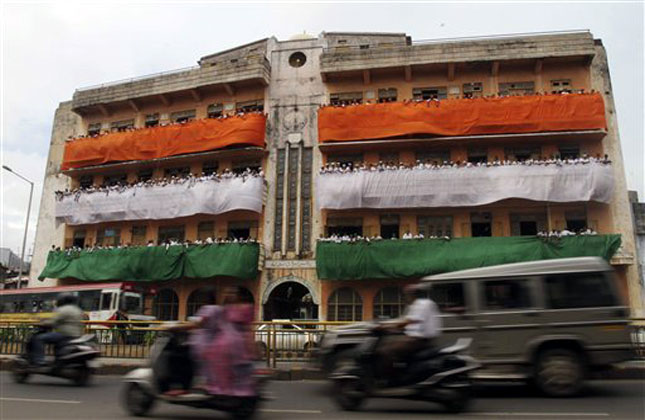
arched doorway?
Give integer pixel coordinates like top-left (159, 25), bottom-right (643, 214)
top-left (153, 288), bottom-right (179, 320)
top-left (263, 281), bottom-right (318, 321)
top-left (186, 288), bottom-right (216, 318)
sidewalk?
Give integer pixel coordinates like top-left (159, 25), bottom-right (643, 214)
top-left (1, 355), bottom-right (642, 380)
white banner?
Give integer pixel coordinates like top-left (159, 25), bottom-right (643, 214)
top-left (56, 177), bottom-right (265, 225)
top-left (316, 163), bottom-right (614, 210)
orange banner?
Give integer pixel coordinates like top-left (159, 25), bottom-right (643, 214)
top-left (318, 93), bottom-right (606, 143)
top-left (62, 114), bottom-right (266, 170)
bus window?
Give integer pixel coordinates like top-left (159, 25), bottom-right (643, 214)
top-left (100, 293), bottom-right (113, 311)
top-left (122, 292), bottom-right (143, 315)
top-left (78, 290), bottom-right (101, 312)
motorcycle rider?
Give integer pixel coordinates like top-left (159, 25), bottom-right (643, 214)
top-left (376, 284), bottom-right (442, 377)
top-left (30, 292), bottom-right (84, 366)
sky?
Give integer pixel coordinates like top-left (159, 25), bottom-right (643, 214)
top-left (1, 1), bottom-right (644, 259)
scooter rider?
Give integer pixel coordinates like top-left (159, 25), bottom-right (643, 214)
top-left (30, 292), bottom-right (84, 366)
top-left (376, 284), bottom-right (442, 377)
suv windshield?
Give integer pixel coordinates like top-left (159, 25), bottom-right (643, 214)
top-left (123, 292), bottom-right (143, 314)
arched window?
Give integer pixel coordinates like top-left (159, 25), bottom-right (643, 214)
top-left (186, 288), bottom-right (216, 318)
top-left (238, 287), bottom-right (255, 305)
top-left (327, 287), bottom-right (362, 322)
top-left (153, 288), bottom-right (179, 321)
top-left (373, 286), bottom-right (404, 319)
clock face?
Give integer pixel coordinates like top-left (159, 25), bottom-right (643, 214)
top-left (282, 110), bottom-right (307, 132)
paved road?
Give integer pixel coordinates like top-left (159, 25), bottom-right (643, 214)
top-left (0, 373), bottom-right (643, 419)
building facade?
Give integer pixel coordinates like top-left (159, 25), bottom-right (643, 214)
top-left (30, 31), bottom-right (644, 321)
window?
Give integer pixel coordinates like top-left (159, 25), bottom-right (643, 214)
top-left (207, 104), bottom-right (223, 118)
top-left (499, 81), bottom-right (535, 96)
top-left (79, 175), bottom-right (93, 189)
top-left (416, 149), bottom-right (451, 165)
top-left (510, 212), bottom-right (547, 236)
top-left (164, 166), bottom-right (190, 178)
top-left (110, 119), bottom-right (134, 132)
top-left (380, 214), bottom-right (400, 239)
top-left (482, 279), bottom-right (533, 310)
top-left (471, 212), bottom-right (492, 237)
top-left (202, 160), bottom-right (219, 175)
top-left (463, 82), bottom-right (483, 98)
top-left (78, 290), bottom-right (101, 312)
top-left (545, 272), bottom-right (616, 309)
top-left (100, 293), bottom-right (113, 311)
top-left (359, 44), bottom-right (369, 50)
top-left (427, 282), bottom-right (466, 313)
top-left (103, 173), bottom-right (127, 187)
top-left (153, 289), bottom-right (179, 321)
top-left (551, 79), bottom-right (572, 94)
top-left (157, 225), bottom-right (185, 244)
top-left (137, 168), bottom-right (153, 182)
top-left (131, 225), bottom-right (147, 246)
top-left (505, 146), bottom-right (541, 162)
top-left (328, 288), bottom-right (363, 321)
top-left (379, 151), bottom-right (399, 164)
top-left (197, 221), bottom-right (215, 241)
top-left (326, 217), bottom-right (363, 237)
top-left (232, 160), bottom-right (261, 175)
top-left (97, 228), bottom-right (121, 246)
top-left (170, 109), bottom-right (196, 123)
top-left (418, 216), bottom-right (453, 238)
top-left (236, 100), bottom-right (263, 113)
top-left (72, 230), bottom-right (86, 248)
top-left (87, 123), bottom-right (101, 136)
top-left (378, 88), bottom-right (398, 103)
top-left (288, 52), bottom-right (307, 68)
top-left (145, 113), bottom-right (159, 128)
top-left (467, 148), bottom-right (488, 164)
top-left (559, 145), bottom-right (580, 160)
top-left (186, 288), bottom-right (216, 317)
top-left (413, 86), bottom-right (447, 100)
top-left (565, 210), bottom-right (587, 232)
top-left (373, 287), bottom-right (404, 319)
top-left (327, 153), bottom-right (363, 169)
top-left (227, 221), bottom-right (258, 240)
top-left (330, 92), bottom-right (363, 106)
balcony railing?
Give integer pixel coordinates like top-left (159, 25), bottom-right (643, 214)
top-left (56, 175), bottom-right (265, 225)
top-left (38, 243), bottom-right (261, 282)
top-left (317, 161), bottom-right (613, 210)
top-left (318, 93), bottom-right (606, 143)
top-left (62, 114), bottom-right (266, 170)
top-left (316, 235), bottom-right (621, 281)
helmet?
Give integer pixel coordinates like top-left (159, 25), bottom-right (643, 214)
top-left (56, 292), bottom-right (78, 307)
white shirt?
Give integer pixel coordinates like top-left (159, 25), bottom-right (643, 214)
top-left (404, 298), bottom-right (441, 339)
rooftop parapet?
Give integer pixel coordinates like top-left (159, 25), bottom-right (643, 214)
top-left (320, 31), bottom-right (596, 75)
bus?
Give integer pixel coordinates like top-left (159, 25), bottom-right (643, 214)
top-left (0, 282), bottom-right (155, 322)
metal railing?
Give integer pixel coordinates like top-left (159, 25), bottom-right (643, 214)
top-left (2, 318), bottom-right (643, 366)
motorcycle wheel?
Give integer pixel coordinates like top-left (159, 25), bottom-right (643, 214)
top-left (231, 397), bottom-right (259, 420)
top-left (73, 366), bottom-right (91, 386)
top-left (333, 378), bottom-right (365, 411)
top-left (122, 383), bottom-right (155, 417)
top-left (442, 387), bottom-right (471, 413)
top-left (12, 365), bottom-right (30, 384)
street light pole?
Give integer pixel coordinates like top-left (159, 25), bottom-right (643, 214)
top-left (3, 165), bottom-right (34, 287)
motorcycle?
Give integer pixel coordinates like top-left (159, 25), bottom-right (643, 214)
top-left (121, 329), bottom-right (272, 419)
top-left (12, 324), bottom-right (101, 386)
top-left (331, 322), bottom-right (480, 413)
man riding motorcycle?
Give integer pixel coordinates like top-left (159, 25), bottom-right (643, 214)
top-left (30, 292), bottom-right (84, 366)
top-left (376, 284), bottom-right (442, 377)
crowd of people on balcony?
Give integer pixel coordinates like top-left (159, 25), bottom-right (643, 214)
top-left (319, 154), bottom-right (612, 175)
top-left (321, 89), bottom-right (595, 108)
top-left (54, 167), bottom-right (264, 201)
top-left (65, 110), bottom-right (264, 142)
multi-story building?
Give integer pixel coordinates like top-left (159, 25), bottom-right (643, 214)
top-left (30, 30), bottom-right (643, 321)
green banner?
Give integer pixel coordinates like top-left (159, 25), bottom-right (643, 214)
top-left (316, 235), bottom-right (621, 281)
top-left (38, 243), bottom-right (260, 282)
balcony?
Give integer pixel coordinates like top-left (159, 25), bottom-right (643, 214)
top-left (316, 235), bottom-right (621, 281)
top-left (320, 31), bottom-right (595, 77)
top-left (56, 175), bottom-right (265, 225)
top-left (38, 243), bottom-right (261, 282)
top-left (317, 162), bottom-right (613, 210)
top-left (62, 114), bottom-right (266, 170)
top-left (318, 93), bottom-right (606, 144)
top-left (72, 56), bottom-right (271, 114)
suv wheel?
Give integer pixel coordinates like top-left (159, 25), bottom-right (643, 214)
top-left (535, 348), bottom-right (585, 397)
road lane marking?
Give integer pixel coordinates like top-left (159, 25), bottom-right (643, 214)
top-left (0, 397), bottom-right (81, 404)
top-left (260, 408), bottom-right (322, 414)
top-left (470, 412), bottom-right (609, 417)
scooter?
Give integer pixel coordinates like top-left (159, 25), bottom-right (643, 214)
top-left (121, 329), bottom-right (272, 419)
top-left (331, 323), bottom-right (480, 413)
top-left (13, 324), bottom-right (101, 386)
